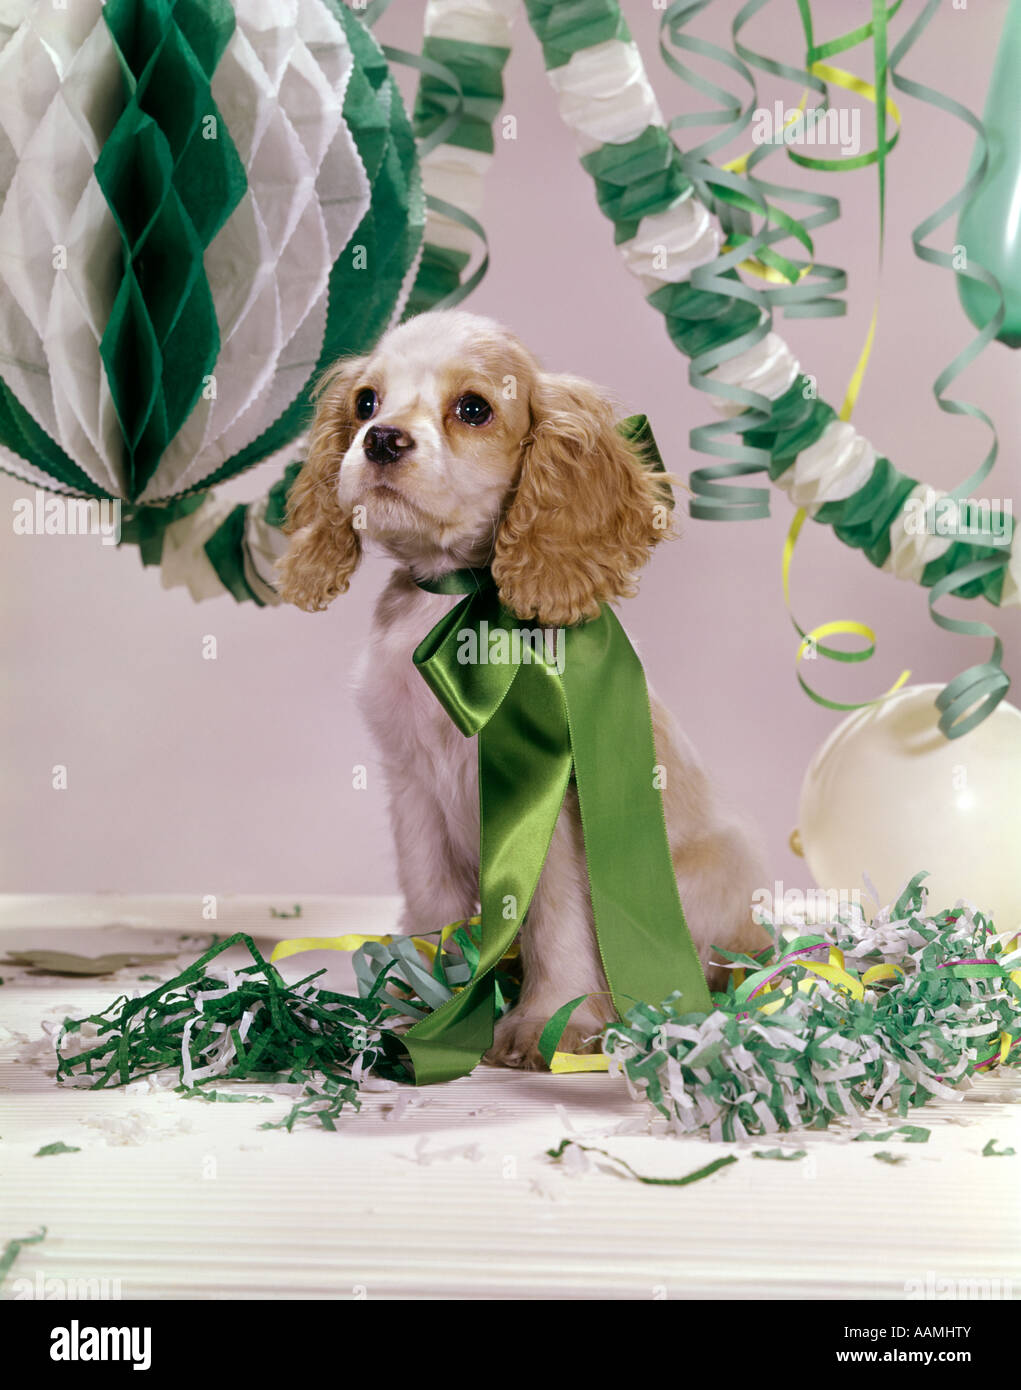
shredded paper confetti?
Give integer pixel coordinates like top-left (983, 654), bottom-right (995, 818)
top-left (55, 934), bottom-right (406, 1129)
top-left (51, 878), bottom-right (1020, 1141)
top-left (602, 875), bottom-right (1021, 1141)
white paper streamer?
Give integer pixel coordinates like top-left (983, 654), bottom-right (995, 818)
top-left (772, 418), bottom-right (877, 515)
top-left (425, 0), bottom-right (516, 47)
top-left (547, 39), bottom-right (662, 155)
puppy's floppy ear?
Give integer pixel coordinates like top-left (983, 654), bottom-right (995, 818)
top-left (492, 372), bottom-right (674, 627)
top-left (276, 358), bottom-right (364, 612)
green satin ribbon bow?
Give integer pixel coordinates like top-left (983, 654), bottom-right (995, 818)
top-left (390, 537), bottom-right (711, 1085)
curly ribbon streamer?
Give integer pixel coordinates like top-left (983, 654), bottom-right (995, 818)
top-left (666, 0), bottom-right (913, 713)
top-left (522, 0), bottom-right (1015, 737)
top-left (393, 567), bottom-right (710, 1084)
top-left (782, 0), bottom-right (913, 714)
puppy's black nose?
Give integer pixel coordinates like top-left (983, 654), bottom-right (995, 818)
top-left (364, 424), bottom-right (414, 465)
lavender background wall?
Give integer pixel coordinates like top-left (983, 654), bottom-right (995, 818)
top-left (2, 0), bottom-right (1018, 898)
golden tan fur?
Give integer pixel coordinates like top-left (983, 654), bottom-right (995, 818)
top-left (275, 359), bottom-right (363, 612)
top-left (493, 374), bottom-right (675, 626)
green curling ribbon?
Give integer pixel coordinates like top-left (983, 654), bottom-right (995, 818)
top-left (392, 575), bottom-right (711, 1085)
top-left (890, 0), bottom-right (1006, 518)
top-left (96, 0), bottom-right (246, 502)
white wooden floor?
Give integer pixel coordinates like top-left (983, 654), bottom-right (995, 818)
top-left (1, 896), bottom-right (1019, 1300)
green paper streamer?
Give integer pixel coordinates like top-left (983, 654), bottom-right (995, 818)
top-left (55, 932), bottom-right (403, 1125)
top-left (35, 1142), bottom-right (82, 1157)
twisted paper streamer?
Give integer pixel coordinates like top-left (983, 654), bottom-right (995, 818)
top-left (521, 0), bottom-right (1016, 736)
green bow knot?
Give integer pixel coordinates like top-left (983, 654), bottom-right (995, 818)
top-left (392, 425), bottom-right (711, 1083)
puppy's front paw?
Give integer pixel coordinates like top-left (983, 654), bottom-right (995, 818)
top-left (485, 1007), bottom-right (608, 1071)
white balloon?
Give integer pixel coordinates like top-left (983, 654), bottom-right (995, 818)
top-left (798, 684), bottom-right (1021, 933)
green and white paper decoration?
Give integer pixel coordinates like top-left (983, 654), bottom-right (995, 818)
top-left (0, 0), bottom-right (423, 512)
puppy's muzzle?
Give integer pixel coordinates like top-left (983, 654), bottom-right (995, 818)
top-left (364, 424), bottom-right (414, 466)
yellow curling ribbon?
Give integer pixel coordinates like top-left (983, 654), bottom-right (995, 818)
top-left (783, 509), bottom-right (911, 712)
top-left (799, 959), bottom-right (865, 1001)
top-left (862, 962), bottom-right (904, 986)
top-left (270, 933), bottom-right (394, 964)
top-left (550, 1052), bottom-right (610, 1074)
top-left (270, 920), bottom-right (471, 966)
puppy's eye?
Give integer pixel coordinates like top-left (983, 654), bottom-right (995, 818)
top-left (454, 393), bottom-right (493, 426)
top-left (355, 388), bottom-right (378, 421)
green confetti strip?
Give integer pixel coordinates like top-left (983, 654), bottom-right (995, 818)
top-left (982, 1139), bottom-right (1016, 1157)
top-left (259, 1076), bottom-right (362, 1134)
top-left (854, 1125), bottom-right (930, 1143)
top-left (269, 906), bottom-right (303, 920)
top-left (874, 1151), bottom-right (908, 1165)
top-left (752, 1148), bottom-right (807, 1160)
top-left (546, 1139), bottom-right (738, 1186)
top-left (603, 879), bottom-right (1021, 1140)
top-left (176, 1087), bottom-right (274, 1105)
top-left (0, 1228), bottom-right (46, 1288)
top-left (34, 1142), bottom-right (81, 1157)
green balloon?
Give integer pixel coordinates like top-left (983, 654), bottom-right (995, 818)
top-left (957, 0), bottom-right (1021, 348)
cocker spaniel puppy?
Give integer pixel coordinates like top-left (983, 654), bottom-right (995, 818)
top-left (277, 310), bottom-right (767, 1068)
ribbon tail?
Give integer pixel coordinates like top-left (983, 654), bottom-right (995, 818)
top-left (398, 655), bottom-right (574, 1083)
top-left (566, 610), bottom-right (713, 1015)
